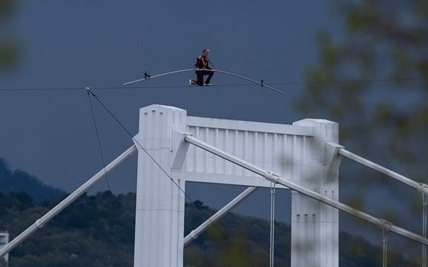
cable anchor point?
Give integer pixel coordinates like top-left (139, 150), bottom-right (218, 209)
top-left (85, 87), bottom-right (96, 97)
top-left (379, 219), bottom-right (393, 232)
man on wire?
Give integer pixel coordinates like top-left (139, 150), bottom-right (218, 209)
top-left (190, 48), bottom-right (215, 86)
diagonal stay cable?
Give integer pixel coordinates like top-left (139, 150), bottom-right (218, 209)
top-left (88, 90), bottom-right (188, 197)
top-left (86, 88), bottom-right (111, 192)
top-left (86, 89), bottom-right (228, 235)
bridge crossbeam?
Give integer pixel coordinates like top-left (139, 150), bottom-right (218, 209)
top-left (184, 134), bottom-right (428, 246)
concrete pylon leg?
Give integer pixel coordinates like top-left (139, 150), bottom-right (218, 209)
top-left (291, 119), bottom-right (340, 267)
top-left (133, 105), bottom-right (187, 267)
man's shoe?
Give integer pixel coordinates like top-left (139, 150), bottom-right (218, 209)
top-left (204, 83), bottom-right (212, 86)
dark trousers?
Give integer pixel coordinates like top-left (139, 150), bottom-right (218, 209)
top-left (195, 70), bottom-right (214, 86)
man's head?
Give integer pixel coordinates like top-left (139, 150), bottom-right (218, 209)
top-left (202, 48), bottom-right (209, 57)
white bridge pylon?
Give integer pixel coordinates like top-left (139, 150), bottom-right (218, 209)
top-left (134, 104), bottom-right (341, 267)
top-left (1, 104), bottom-right (427, 267)
top-left (132, 104), bottom-right (427, 267)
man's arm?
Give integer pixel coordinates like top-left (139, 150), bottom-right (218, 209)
top-left (206, 57), bottom-right (214, 70)
top-left (195, 57), bottom-right (202, 69)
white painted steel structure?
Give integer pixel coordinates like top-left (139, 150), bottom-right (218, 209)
top-left (184, 135), bottom-right (428, 245)
top-left (133, 104), bottom-right (340, 267)
top-left (1, 104), bottom-right (428, 267)
top-left (183, 186), bottom-right (257, 246)
top-left (0, 232), bottom-right (9, 264)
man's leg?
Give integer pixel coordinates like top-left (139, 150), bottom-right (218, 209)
top-left (204, 70), bottom-right (214, 84)
top-left (196, 71), bottom-right (204, 86)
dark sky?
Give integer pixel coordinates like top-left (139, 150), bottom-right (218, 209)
top-left (1, 0), bottom-right (330, 217)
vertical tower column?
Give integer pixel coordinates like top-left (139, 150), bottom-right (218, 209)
top-left (291, 119), bottom-right (341, 267)
top-left (133, 105), bottom-right (187, 267)
top-left (0, 232), bottom-right (9, 265)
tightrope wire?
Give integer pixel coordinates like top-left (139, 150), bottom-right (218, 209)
top-left (0, 76), bottom-right (427, 92)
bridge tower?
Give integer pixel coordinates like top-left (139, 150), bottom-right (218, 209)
top-left (133, 104), bottom-right (340, 267)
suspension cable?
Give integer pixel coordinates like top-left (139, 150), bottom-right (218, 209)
top-left (269, 180), bottom-right (276, 267)
top-left (86, 88), bottom-right (111, 192)
top-left (381, 220), bottom-right (392, 267)
top-left (87, 88), bottom-right (187, 197)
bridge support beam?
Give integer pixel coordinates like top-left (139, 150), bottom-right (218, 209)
top-left (133, 105), bottom-right (342, 267)
top-left (133, 105), bottom-right (187, 267)
top-left (291, 119), bottom-right (341, 267)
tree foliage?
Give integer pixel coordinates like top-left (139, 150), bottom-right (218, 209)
top-left (296, 0), bottom-right (428, 229)
top-left (0, 192), bottom-right (417, 267)
top-left (0, 0), bottom-right (17, 71)
top-left (0, 158), bottom-right (66, 203)
top-left (298, 0), bottom-right (428, 166)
